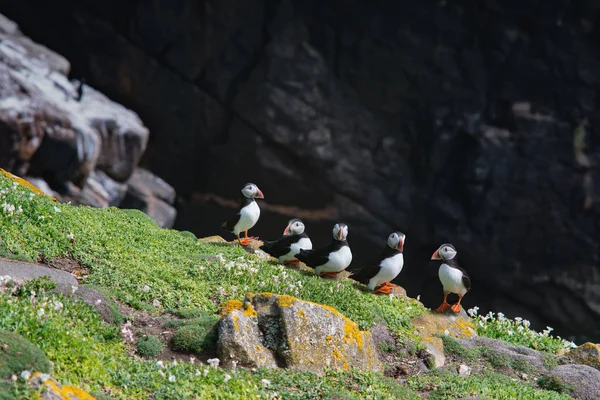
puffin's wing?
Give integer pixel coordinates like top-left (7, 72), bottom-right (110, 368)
top-left (295, 245), bottom-right (332, 267)
top-left (221, 212), bottom-right (241, 232)
top-left (348, 263), bottom-right (378, 284)
top-left (462, 272), bottom-right (471, 291)
top-left (259, 235), bottom-right (297, 258)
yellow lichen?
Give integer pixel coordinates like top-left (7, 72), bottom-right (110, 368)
top-left (61, 385), bottom-right (96, 400)
top-left (343, 360), bottom-right (349, 370)
top-left (342, 317), bottom-right (364, 350)
top-left (332, 349), bottom-right (343, 360)
top-left (243, 303), bottom-right (258, 317)
top-left (320, 304), bottom-right (340, 316)
top-left (325, 335), bottom-right (334, 346)
top-left (0, 168), bottom-right (56, 201)
top-left (233, 315), bottom-right (240, 331)
top-left (218, 300), bottom-right (243, 317)
top-left (261, 292), bottom-right (273, 298)
top-left (297, 310), bottom-right (306, 318)
top-left (277, 294), bottom-right (297, 307)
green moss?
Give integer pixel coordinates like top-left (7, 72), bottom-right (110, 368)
top-left (537, 375), bottom-right (574, 394)
top-left (439, 335), bottom-right (478, 360)
top-left (542, 352), bottom-right (559, 370)
top-left (0, 330), bottom-right (51, 379)
top-left (170, 308), bottom-right (212, 320)
top-left (136, 335), bottom-right (163, 358)
top-left (480, 347), bottom-right (510, 369)
top-left (377, 342), bottom-right (397, 353)
top-left (170, 315), bottom-right (219, 354)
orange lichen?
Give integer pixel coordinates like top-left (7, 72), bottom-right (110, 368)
top-left (61, 385), bottom-right (97, 400)
top-left (261, 292), bottom-right (273, 298)
top-left (449, 318), bottom-right (477, 338)
top-left (0, 168), bottom-right (56, 201)
top-left (297, 310), bottom-right (306, 318)
top-left (325, 335), bottom-right (334, 346)
top-left (277, 294), bottom-right (297, 307)
top-left (218, 300), bottom-right (243, 317)
top-left (320, 304), bottom-right (340, 316)
top-left (343, 360), bottom-right (349, 370)
top-left (233, 315), bottom-right (240, 331)
top-left (243, 303), bottom-right (258, 317)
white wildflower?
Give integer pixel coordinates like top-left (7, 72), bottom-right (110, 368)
top-left (194, 369), bottom-right (201, 376)
top-left (225, 262), bottom-right (234, 271)
top-left (94, 299), bottom-right (102, 305)
top-left (261, 379), bottom-right (271, 386)
top-left (156, 361), bottom-right (165, 368)
top-left (52, 300), bottom-right (63, 311)
top-left (216, 254), bottom-right (226, 263)
top-left (416, 294), bottom-right (421, 301)
top-left (259, 281), bottom-right (265, 288)
top-left (497, 312), bottom-right (505, 320)
top-left (523, 319), bottom-right (531, 328)
top-left (172, 360), bottom-right (178, 366)
top-left (152, 299), bottom-right (161, 307)
top-left (158, 370), bottom-right (165, 377)
top-left (223, 374), bottom-right (231, 383)
top-left (217, 287), bottom-right (225, 296)
top-left (53, 206), bottom-right (61, 213)
top-left (120, 321), bottom-right (134, 343)
top-left (514, 317), bottom-right (522, 324)
top-left (142, 285), bottom-right (151, 293)
top-left (168, 374), bottom-right (176, 382)
top-left (66, 232), bottom-right (75, 241)
top-left (231, 360), bottom-right (238, 369)
top-left (37, 308), bottom-right (45, 317)
top-left (467, 306), bottom-right (479, 316)
top-left (507, 330), bottom-right (514, 336)
top-left (203, 368), bottom-right (210, 377)
top-left (443, 329), bottom-right (450, 336)
top-left (198, 266), bottom-right (205, 272)
top-left (231, 285), bottom-right (238, 292)
top-left (20, 370), bottom-right (31, 381)
top-left (517, 326), bottom-right (524, 333)
top-left (207, 358), bottom-right (220, 368)
top-left (190, 357), bottom-right (196, 364)
top-left (10, 374), bottom-right (17, 382)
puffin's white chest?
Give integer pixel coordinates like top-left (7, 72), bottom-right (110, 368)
top-left (368, 253), bottom-right (404, 290)
top-left (279, 237), bottom-right (313, 262)
top-left (234, 201), bottom-right (260, 234)
top-left (438, 263), bottom-right (467, 296)
top-left (315, 245), bottom-right (352, 274)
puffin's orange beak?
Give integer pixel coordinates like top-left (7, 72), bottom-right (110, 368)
top-left (431, 249), bottom-right (441, 260)
top-left (398, 237), bottom-right (404, 251)
top-left (255, 189), bottom-right (264, 199)
top-left (283, 223), bottom-right (292, 236)
top-left (338, 230), bottom-right (344, 240)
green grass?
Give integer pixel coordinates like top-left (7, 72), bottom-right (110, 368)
top-left (136, 335), bottom-right (163, 358)
top-left (0, 175), bottom-right (584, 399)
top-left (0, 330), bottom-right (51, 379)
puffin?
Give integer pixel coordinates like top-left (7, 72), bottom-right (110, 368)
top-left (430, 243), bottom-right (471, 313)
top-left (351, 231), bottom-right (406, 294)
top-left (295, 223), bottom-right (352, 278)
top-left (221, 183), bottom-right (264, 246)
top-left (259, 218), bottom-right (313, 265)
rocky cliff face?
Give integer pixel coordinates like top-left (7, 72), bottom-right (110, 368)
top-left (0, 13), bottom-right (177, 228)
top-left (1, 0), bottom-right (600, 342)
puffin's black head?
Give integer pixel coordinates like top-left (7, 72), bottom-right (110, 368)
top-left (387, 231), bottom-right (406, 251)
top-left (431, 243), bottom-right (457, 261)
top-left (332, 223), bottom-right (349, 241)
top-left (283, 218), bottom-right (305, 236)
top-left (241, 183), bottom-right (264, 199)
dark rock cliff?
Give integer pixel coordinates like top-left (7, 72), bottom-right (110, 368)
top-left (2, 0), bottom-right (600, 342)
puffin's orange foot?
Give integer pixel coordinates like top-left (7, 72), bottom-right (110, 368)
top-left (238, 238), bottom-right (252, 246)
top-left (434, 303), bottom-right (451, 313)
top-left (283, 259), bottom-right (300, 265)
top-left (373, 284), bottom-right (392, 294)
top-left (450, 303), bottom-right (462, 313)
top-left (318, 272), bottom-right (339, 278)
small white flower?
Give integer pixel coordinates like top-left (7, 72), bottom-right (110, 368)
top-left (217, 287), bottom-right (225, 296)
top-left (66, 232), bottom-right (75, 240)
top-left (207, 358), bottom-right (220, 368)
top-left (514, 317), bottom-right (522, 324)
top-left (142, 285), bottom-right (151, 293)
top-left (231, 360), bottom-right (238, 369)
top-left (156, 361), bottom-right (165, 368)
top-left (37, 308), bottom-right (45, 317)
top-left (190, 357), bottom-right (196, 364)
top-left (198, 266), bottom-right (205, 272)
top-left (20, 370), bottom-right (31, 381)
top-left (261, 379), bottom-right (271, 386)
top-left (223, 374), bottom-right (231, 383)
top-left (203, 368), bottom-right (210, 377)
top-left (53, 206), bottom-right (61, 213)
top-left (172, 360), bottom-right (178, 366)
top-left (158, 370), bottom-right (165, 377)
top-left (95, 299), bottom-right (102, 305)
top-left (443, 329), bottom-right (450, 336)
top-left (497, 312), bottom-right (505, 320)
top-left (523, 319), bottom-right (531, 328)
top-left (194, 369), bottom-right (201, 376)
top-left (216, 254), bottom-right (226, 263)
top-left (11, 374), bottom-right (17, 382)
top-left (168, 374), bottom-right (176, 382)
top-left (53, 300), bottom-right (63, 311)
top-left (259, 281), bottom-right (265, 288)
top-left (507, 330), bottom-right (514, 336)
top-left (416, 294), bottom-right (421, 301)
top-left (231, 285), bottom-right (238, 292)
top-left (152, 299), bottom-right (161, 307)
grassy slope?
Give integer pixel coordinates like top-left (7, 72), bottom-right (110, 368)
top-left (0, 175), bottom-right (572, 399)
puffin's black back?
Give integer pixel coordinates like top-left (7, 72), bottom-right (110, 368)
top-left (260, 232), bottom-right (308, 258)
top-left (295, 239), bottom-right (347, 267)
top-left (350, 245), bottom-right (399, 284)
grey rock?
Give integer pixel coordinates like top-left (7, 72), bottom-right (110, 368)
top-left (0, 258), bottom-right (77, 291)
top-left (218, 293), bottom-right (381, 373)
top-left (458, 336), bottom-right (546, 371)
top-left (89, 169), bottom-right (128, 207)
top-left (127, 167), bottom-right (176, 204)
top-left (550, 364), bottom-right (600, 400)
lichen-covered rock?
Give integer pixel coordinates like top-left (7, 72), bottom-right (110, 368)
top-left (198, 235), bottom-right (227, 244)
top-left (217, 293), bottom-right (382, 373)
top-left (411, 309), bottom-right (477, 368)
top-left (29, 372), bottom-right (96, 400)
top-left (566, 342), bottom-right (600, 371)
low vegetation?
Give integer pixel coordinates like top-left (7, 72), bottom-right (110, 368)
top-left (0, 174), bottom-right (582, 398)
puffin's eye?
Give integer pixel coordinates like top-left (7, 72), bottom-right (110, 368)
top-left (444, 247), bottom-right (449, 252)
